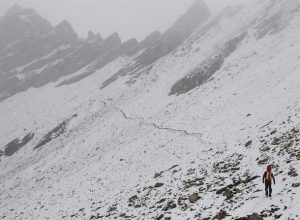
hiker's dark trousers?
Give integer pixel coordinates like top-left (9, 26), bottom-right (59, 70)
top-left (265, 180), bottom-right (272, 196)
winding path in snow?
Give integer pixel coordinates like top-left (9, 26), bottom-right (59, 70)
top-left (111, 103), bottom-right (204, 142)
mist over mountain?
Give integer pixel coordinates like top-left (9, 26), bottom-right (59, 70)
top-left (0, 1), bottom-right (210, 100)
top-left (1, 0), bottom-right (300, 219)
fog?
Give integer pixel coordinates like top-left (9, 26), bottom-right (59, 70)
top-left (0, 0), bottom-right (248, 41)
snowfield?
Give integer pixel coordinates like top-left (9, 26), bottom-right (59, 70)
top-left (0, 0), bottom-right (300, 219)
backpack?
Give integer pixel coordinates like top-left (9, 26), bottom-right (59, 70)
top-left (266, 172), bottom-right (272, 180)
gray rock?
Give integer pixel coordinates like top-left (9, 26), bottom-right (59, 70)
top-left (154, 183), bottom-right (164, 188)
top-left (236, 213), bottom-right (263, 220)
top-left (189, 193), bottom-right (200, 203)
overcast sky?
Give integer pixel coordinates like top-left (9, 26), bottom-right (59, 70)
top-left (0, 0), bottom-right (246, 41)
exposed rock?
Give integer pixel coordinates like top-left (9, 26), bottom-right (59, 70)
top-left (156, 198), bottom-right (166, 204)
top-left (34, 114), bottom-right (77, 150)
top-left (177, 196), bottom-right (188, 210)
top-left (140, 0), bottom-right (211, 66)
top-left (183, 177), bottom-right (204, 189)
top-left (128, 195), bottom-right (138, 206)
top-left (156, 214), bottom-right (164, 220)
top-left (169, 33), bottom-right (246, 96)
top-left (57, 33), bottom-right (123, 86)
top-left (154, 183), bottom-right (164, 188)
top-left (236, 212), bottom-right (263, 220)
top-left (140, 31), bottom-right (161, 49)
top-left (189, 193), bottom-right (200, 203)
top-left (223, 189), bottom-right (233, 200)
top-left (3, 133), bottom-right (34, 156)
top-left (87, 30), bottom-right (96, 41)
top-left (90, 213), bottom-right (104, 219)
top-left (107, 205), bottom-right (117, 212)
top-left (4, 4), bottom-right (23, 16)
top-left (0, 5), bottom-right (53, 72)
top-left (167, 165), bottom-right (179, 171)
top-left (288, 169), bottom-right (298, 177)
top-left (87, 31), bottom-right (103, 43)
top-left (292, 182), bottom-right (300, 188)
top-left (154, 172), bottom-right (162, 178)
top-left (245, 140), bottom-right (253, 147)
top-left (274, 214), bottom-right (282, 219)
top-left (213, 210), bottom-right (228, 220)
top-left (162, 200), bottom-right (176, 211)
top-left (258, 158), bottom-right (269, 165)
top-left (216, 175), bottom-right (260, 194)
top-left (54, 20), bottom-right (78, 42)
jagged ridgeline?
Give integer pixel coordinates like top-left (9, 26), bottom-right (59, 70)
top-left (0, 0), bottom-right (210, 101)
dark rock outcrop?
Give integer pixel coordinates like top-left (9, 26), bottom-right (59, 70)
top-left (169, 33), bottom-right (246, 96)
top-left (33, 114), bottom-right (76, 150)
top-left (3, 133), bottom-right (34, 156)
top-left (216, 175), bottom-right (260, 195)
top-left (0, 5), bottom-right (53, 72)
top-left (139, 31), bottom-right (161, 49)
top-left (87, 31), bottom-right (103, 43)
top-left (236, 213), bottom-right (263, 220)
top-left (57, 33), bottom-right (124, 86)
top-left (54, 20), bottom-right (78, 42)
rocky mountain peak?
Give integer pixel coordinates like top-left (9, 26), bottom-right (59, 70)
top-left (87, 30), bottom-right (103, 43)
top-left (3, 4), bottom-right (23, 17)
top-left (127, 0), bottom-right (211, 69)
top-left (104, 32), bottom-right (122, 45)
top-left (87, 30), bottom-right (96, 40)
top-left (140, 31), bottom-right (161, 49)
top-left (121, 38), bottom-right (140, 56)
top-left (54, 20), bottom-right (78, 42)
top-left (0, 4), bottom-right (53, 54)
top-left (3, 4), bottom-right (47, 24)
top-left (165, 0), bottom-right (210, 37)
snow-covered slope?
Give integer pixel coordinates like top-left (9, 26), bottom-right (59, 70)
top-left (1, 0), bottom-right (300, 219)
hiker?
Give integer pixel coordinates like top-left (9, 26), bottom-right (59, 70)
top-left (262, 165), bottom-right (275, 197)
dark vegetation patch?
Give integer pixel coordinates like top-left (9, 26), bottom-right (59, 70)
top-left (33, 114), bottom-right (77, 150)
top-left (3, 133), bottom-right (34, 157)
top-left (169, 33), bottom-right (246, 96)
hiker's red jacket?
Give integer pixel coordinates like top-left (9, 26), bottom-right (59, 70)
top-left (262, 171), bottom-right (275, 184)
